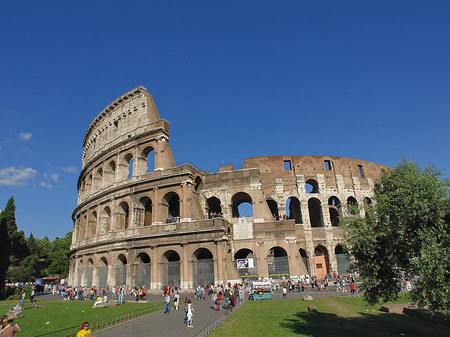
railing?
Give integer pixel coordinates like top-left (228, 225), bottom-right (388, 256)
top-left (194, 296), bottom-right (249, 337)
top-left (35, 302), bottom-right (163, 337)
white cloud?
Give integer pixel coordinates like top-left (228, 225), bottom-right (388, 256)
top-left (0, 166), bottom-right (37, 186)
top-left (40, 182), bottom-right (52, 189)
top-left (19, 132), bottom-right (32, 141)
top-left (61, 166), bottom-right (78, 173)
top-left (50, 173), bottom-right (59, 182)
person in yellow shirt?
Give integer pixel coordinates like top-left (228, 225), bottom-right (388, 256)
top-left (76, 321), bottom-right (92, 337)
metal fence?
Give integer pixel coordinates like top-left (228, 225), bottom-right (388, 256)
top-left (116, 264), bottom-right (127, 286)
top-left (135, 263), bottom-right (151, 289)
top-left (98, 266), bottom-right (108, 289)
top-left (336, 253), bottom-right (350, 276)
top-left (194, 295), bottom-right (249, 337)
top-left (35, 303), bottom-right (164, 337)
top-left (162, 261), bottom-right (180, 286)
top-left (268, 256), bottom-right (290, 278)
top-left (193, 260), bottom-right (214, 285)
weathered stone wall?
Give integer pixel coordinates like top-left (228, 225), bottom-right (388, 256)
top-left (68, 86), bottom-right (387, 291)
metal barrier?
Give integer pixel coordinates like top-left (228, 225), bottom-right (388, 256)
top-left (194, 296), bottom-right (249, 337)
top-left (35, 302), bottom-right (164, 337)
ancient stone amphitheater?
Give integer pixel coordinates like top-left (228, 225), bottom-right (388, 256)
top-left (68, 86), bottom-right (386, 291)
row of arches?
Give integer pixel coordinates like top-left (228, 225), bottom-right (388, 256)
top-left (76, 248), bottom-right (215, 289)
top-left (206, 194), bottom-right (373, 227)
top-left (79, 146), bottom-right (156, 198)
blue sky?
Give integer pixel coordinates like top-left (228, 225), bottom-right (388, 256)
top-left (1, 1), bottom-right (449, 239)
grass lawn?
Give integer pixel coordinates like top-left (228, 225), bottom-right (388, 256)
top-left (0, 299), bottom-right (162, 337)
top-left (210, 295), bottom-right (446, 337)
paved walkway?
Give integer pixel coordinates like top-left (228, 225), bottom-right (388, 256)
top-left (93, 293), bottom-right (229, 337)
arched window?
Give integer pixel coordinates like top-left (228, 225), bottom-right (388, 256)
top-left (308, 198), bottom-right (323, 227)
top-left (89, 211), bottom-right (97, 236)
top-left (231, 192), bottom-right (253, 218)
top-left (163, 192), bottom-right (180, 223)
top-left (286, 197), bottom-right (302, 223)
top-left (139, 197), bottom-right (152, 227)
top-left (142, 146), bottom-right (155, 174)
top-left (193, 248), bottom-right (214, 285)
top-left (195, 176), bottom-right (203, 191)
top-left (135, 252), bottom-right (151, 289)
top-left (328, 196), bottom-right (342, 226)
top-left (102, 207), bottom-right (111, 233)
top-left (116, 254), bottom-right (127, 286)
top-left (109, 161), bottom-right (116, 182)
top-left (87, 259), bottom-right (94, 287)
top-left (234, 248), bottom-right (258, 279)
top-left (207, 197), bottom-right (222, 218)
top-left (98, 257), bottom-right (108, 289)
top-left (347, 197), bottom-right (358, 215)
top-left (305, 179), bottom-right (319, 193)
top-left (314, 246), bottom-right (329, 279)
top-left (267, 247), bottom-right (289, 278)
top-left (118, 201), bottom-right (130, 229)
top-left (266, 199), bottom-right (278, 219)
top-left (124, 154), bottom-right (133, 179)
top-left (162, 250), bottom-right (181, 286)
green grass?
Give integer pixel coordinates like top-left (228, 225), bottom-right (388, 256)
top-left (210, 295), bottom-right (446, 337)
top-left (0, 299), bottom-right (162, 337)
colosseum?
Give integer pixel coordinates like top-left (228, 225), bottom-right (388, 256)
top-left (68, 85), bottom-right (386, 291)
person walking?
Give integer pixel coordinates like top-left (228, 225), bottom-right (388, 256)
top-left (186, 299), bottom-right (194, 328)
top-left (174, 291), bottom-right (180, 310)
top-left (164, 293), bottom-right (171, 313)
top-left (118, 287), bottom-right (124, 305)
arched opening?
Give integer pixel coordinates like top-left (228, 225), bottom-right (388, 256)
top-left (139, 197), bottom-right (152, 227)
top-left (162, 250), bottom-right (180, 287)
top-left (194, 176), bottom-right (203, 192)
top-left (328, 196), bottom-right (342, 226)
top-left (163, 192), bottom-right (180, 223)
top-left (108, 160), bottom-right (116, 182)
top-left (234, 248), bottom-right (258, 279)
top-left (142, 146), bottom-right (155, 173)
top-left (286, 197), bottom-right (302, 223)
top-left (364, 197), bottom-right (374, 218)
top-left (124, 153), bottom-right (133, 179)
top-left (77, 260), bottom-right (83, 287)
top-left (231, 192), bottom-right (253, 218)
top-left (308, 198), bottom-right (323, 227)
top-left (116, 254), bottom-right (127, 286)
top-left (87, 259), bottom-right (94, 288)
top-left (102, 207), bottom-right (111, 234)
top-left (135, 252), bottom-right (151, 289)
top-left (314, 246), bottom-right (329, 280)
top-left (118, 201), bottom-right (130, 229)
top-left (299, 249), bottom-right (310, 275)
top-left (335, 245), bottom-right (350, 276)
top-left (89, 211), bottom-right (97, 236)
top-left (266, 199), bottom-right (279, 219)
top-left (193, 248), bottom-right (214, 285)
top-left (267, 247), bottom-right (289, 279)
top-left (347, 196), bottom-right (358, 215)
top-left (95, 168), bottom-right (103, 190)
top-left (207, 197), bottom-right (222, 218)
top-left (98, 257), bottom-right (108, 289)
top-left (305, 179), bottom-right (319, 193)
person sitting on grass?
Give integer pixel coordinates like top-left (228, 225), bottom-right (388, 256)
top-left (93, 296), bottom-right (104, 307)
top-left (76, 321), bottom-right (92, 337)
top-left (32, 300), bottom-right (46, 308)
top-left (0, 319), bottom-right (21, 337)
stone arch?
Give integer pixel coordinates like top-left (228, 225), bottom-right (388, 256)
top-left (286, 197), bottom-right (302, 223)
top-left (87, 258), bottom-right (94, 287)
top-left (314, 246), bottom-right (329, 280)
top-left (139, 196), bottom-right (153, 227)
top-left (363, 197), bottom-right (374, 218)
top-left (124, 153), bottom-right (133, 179)
top-left (141, 146), bottom-right (155, 174)
top-left (308, 197), bottom-right (323, 227)
top-left (305, 179), bottom-right (319, 193)
top-left (267, 246), bottom-right (289, 278)
top-left (162, 250), bottom-right (181, 287)
top-left (266, 199), bottom-right (278, 219)
top-left (299, 248), bottom-right (310, 275)
top-left (98, 256), bottom-right (108, 289)
top-left (107, 160), bottom-right (116, 183)
top-left (234, 248), bottom-right (258, 279)
top-left (231, 192), bottom-right (253, 218)
top-left (95, 167), bottom-right (103, 190)
top-left (118, 201), bottom-right (130, 229)
top-left (88, 210), bottom-right (97, 236)
top-left (101, 206), bottom-right (111, 234)
top-left (207, 196), bottom-right (222, 218)
top-left (335, 245), bottom-right (350, 276)
top-left (163, 192), bottom-right (180, 222)
top-left (77, 259), bottom-right (83, 286)
top-left (347, 196), bottom-right (358, 214)
top-left (135, 252), bottom-right (151, 289)
top-left (192, 248), bottom-right (214, 285)
top-left (328, 196), bottom-right (342, 226)
top-left (116, 254), bottom-right (127, 286)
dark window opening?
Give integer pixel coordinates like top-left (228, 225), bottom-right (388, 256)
top-left (324, 160), bottom-right (332, 171)
top-left (358, 165), bottom-right (364, 178)
top-left (284, 160), bottom-right (292, 171)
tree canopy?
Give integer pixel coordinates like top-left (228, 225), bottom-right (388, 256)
top-left (343, 159), bottom-right (450, 314)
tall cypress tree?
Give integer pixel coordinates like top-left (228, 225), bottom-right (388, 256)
top-left (0, 205), bottom-right (11, 299)
top-left (4, 197), bottom-right (29, 261)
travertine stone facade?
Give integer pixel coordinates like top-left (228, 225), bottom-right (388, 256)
top-left (68, 86), bottom-right (386, 291)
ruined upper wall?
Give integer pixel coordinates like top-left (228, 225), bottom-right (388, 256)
top-left (81, 86), bottom-right (169, 166)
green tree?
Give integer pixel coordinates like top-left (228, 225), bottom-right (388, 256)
top-left (47, 232), bottom-right (72, 277)
top-left (342, 159), bottom-right (450, 314)
top-left (3, 197), bottom-right (29, 260)
top-left (0, 209), bottom-right (11, 299)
